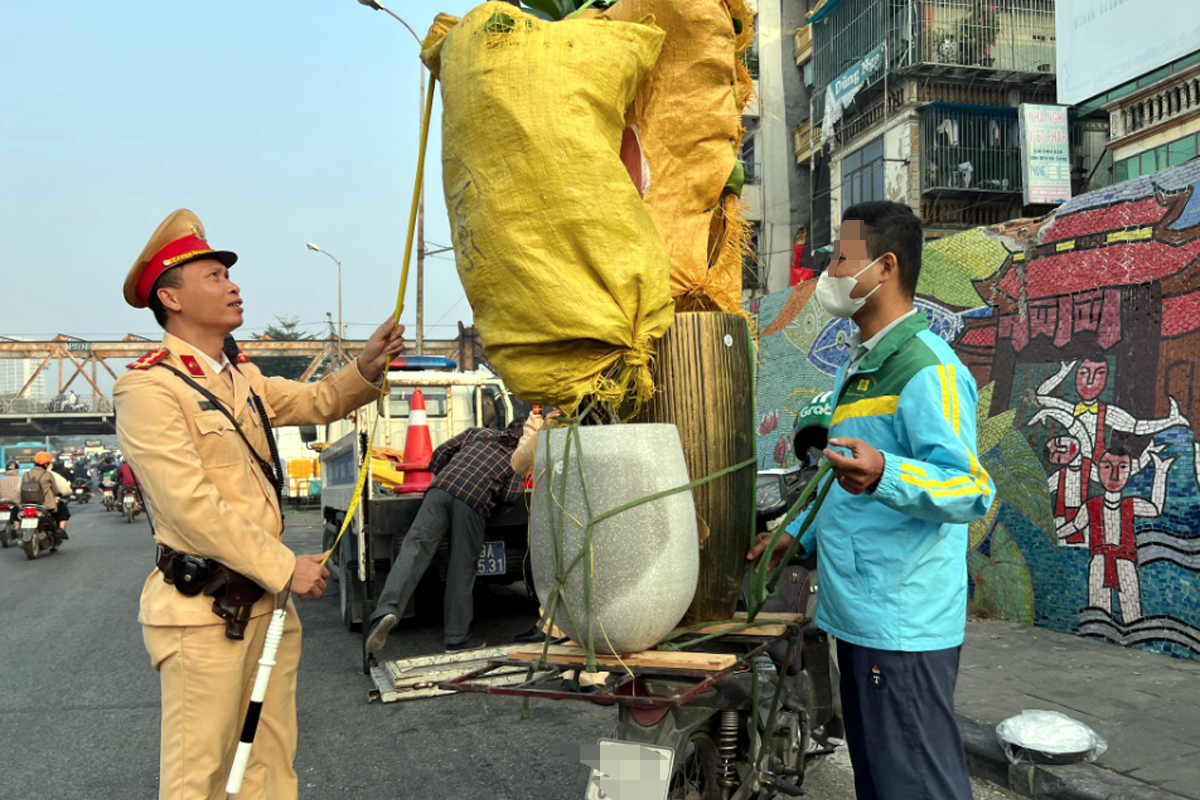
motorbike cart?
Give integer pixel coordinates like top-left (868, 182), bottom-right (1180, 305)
top-left (0, 501), bottom-right (17, 548)
top-left (100, 480), bottom-right (116, 511)
top-left (16, 505), bottom-right (63, 560)
top-left (121, 488), bottom-right (143, 524)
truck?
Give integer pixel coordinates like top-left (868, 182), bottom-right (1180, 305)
top-left (312, 356), bottom-right (532, 665)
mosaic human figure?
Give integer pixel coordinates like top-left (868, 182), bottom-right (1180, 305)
top-left (1033, 356), bottom-right (1187, 489)
top-left (1056, 447), bottom-right (1174, 623)
top-left (1033, 407), bottom-right (1166, 545)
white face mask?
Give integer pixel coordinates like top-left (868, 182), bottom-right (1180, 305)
top-left (815, 256), bottom-right (883, 318)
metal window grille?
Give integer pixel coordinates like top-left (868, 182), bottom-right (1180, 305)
top-left (920, 104), bottom-right (1022, 194)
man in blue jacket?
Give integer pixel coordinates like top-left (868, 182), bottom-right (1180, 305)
top-left (750, 201), bottom-right (995, 800)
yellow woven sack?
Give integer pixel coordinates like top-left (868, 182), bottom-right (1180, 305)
top-left (421, 4), bottom-right (674, 412)
top-left (602, 0), bottom-right (755, 314)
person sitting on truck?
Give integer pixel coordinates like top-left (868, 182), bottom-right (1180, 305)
top-left (365, 417), bottom-right (530, 655)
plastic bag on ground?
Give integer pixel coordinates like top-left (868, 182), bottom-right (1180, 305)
top-left (996, 710), bottom-right (1108, 765)
top-left (420, 4), bottom-right (675, 412)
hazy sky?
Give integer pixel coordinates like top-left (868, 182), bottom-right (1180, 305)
top-left (1, 0), bottom-right (480, 348)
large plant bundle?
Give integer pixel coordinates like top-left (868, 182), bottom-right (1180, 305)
top-left (421, 4), bottom-right (674, 412)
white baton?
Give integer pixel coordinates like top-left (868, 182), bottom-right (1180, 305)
top-left (226, 608), bottom-right (287, 795)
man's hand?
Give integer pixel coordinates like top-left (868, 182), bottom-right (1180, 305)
top-left (825, 437), bottom-right (885, 495)
top-left (747, 531), bottom-right (794, 570)
top-left (357, 317), bottom-right (407, 384)
top-left (292, 552), bottom-right (330, 600)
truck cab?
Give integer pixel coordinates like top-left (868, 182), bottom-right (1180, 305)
top-left (314, 356), bottom-right (530, 644)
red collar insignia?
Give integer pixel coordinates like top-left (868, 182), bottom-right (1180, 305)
top-left (180, 354), bottom-right (205, 377)
top-left (236, 350), bottom-right (251, 364)
top-left (126, 348), bottom-right (170, 370)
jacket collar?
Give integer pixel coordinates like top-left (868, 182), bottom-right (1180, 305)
top-left (160, 332), bottom-right (244, 410)
top-left (853, 311), bottom-right (928, 374)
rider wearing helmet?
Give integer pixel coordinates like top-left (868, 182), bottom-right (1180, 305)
top-left (0, 461), bottom-right (21, 504)
top-left (26, 451), bottom-right (70, 538)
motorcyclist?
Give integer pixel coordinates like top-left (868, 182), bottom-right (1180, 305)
top-left (25, 452), bottom-right (70, 539)
top-left (116, 460), bottom-right (142, 508)
top-left (73, 458), bottom-right (92, 490)
top-left (1, 462), bottom-right (21, 530)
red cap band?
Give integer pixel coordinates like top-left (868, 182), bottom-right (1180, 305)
top-left (135, 234), bottom-right (216, 307)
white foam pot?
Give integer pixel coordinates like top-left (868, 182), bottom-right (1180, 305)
top-left (530, 423), bottom-right (699, 655)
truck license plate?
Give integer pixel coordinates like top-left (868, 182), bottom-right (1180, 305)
top-left (476, 541), bottom-right (505, 575)
top-left (20, 518), bottom-right (37, 530)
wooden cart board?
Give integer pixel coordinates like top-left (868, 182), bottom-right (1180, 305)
top-left (506, 644), bottom-right (737, 672)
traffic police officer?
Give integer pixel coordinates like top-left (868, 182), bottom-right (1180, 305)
top-left (115, 209), bottom-right (405, 799)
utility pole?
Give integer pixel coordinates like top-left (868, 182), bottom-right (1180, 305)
top-left (416, 63), bottom-right (426, 356)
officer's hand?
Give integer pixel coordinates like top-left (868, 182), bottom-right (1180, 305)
top-left (292, 553), bottom-right (330, 600)
top-left (825, 437), bottom-right (885, 495)
top-left (358, 317), bottom-right (408, 383)
top-left (747, 531), bottom-right (794, 570)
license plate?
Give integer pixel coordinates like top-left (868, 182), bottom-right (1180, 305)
top-left (20, 518), bottom-right (37, 530)
top-left (103, 491), bottom-right (112, 498)
top-left (583, 739), bottom-right (674, 800)
top-left (476, 541), bottom-right (505, 575)
top-left (124, 495), bottom-right (134, 505)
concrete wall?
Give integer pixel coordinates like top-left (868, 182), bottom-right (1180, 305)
top-left (748, 158), bottom-right (1200, 660)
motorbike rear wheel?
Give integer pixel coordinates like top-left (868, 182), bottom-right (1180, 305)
top-left (126, 505), bottom-right (135, 524)
top-left (669, 732), bottom-right (722, 800)
top-left (22, 534), bottom-right (40, 561)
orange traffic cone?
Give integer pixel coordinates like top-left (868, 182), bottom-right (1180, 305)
top-left (394, 389), bottom-right (434, 495)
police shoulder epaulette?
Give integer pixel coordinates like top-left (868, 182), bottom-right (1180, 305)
top-left (236, 350), bottom-right (251, 364)
top-left (127, 348), bottom-right (170, 370)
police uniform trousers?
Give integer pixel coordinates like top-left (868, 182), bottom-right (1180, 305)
top-left (142, 601), bottom-right (302, 800)
top-left (837, 640), bottom-right (972, 800)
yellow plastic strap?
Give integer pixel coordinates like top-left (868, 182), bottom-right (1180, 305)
top-left (320, 73), bottom-right (438, 571)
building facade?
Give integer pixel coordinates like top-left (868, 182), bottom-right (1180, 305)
top-left (804, 0), bottom-right (1059, 242)
top-left (0, 341), bottom-right (48, 402)
top-left (742, 0), bottom-right (822, 297)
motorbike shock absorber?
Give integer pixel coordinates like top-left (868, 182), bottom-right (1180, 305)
top-left (718, 709), bottom-right (739, 789)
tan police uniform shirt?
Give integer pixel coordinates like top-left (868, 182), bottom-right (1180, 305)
top-left (114, 331), bottom-right (380, 627)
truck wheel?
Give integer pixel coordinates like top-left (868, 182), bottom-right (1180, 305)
top-left (339, 562), bottom-right (364, 632)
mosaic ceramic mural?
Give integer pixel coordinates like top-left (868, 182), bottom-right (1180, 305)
top-left (749, 160), bottom-right (1200, 659)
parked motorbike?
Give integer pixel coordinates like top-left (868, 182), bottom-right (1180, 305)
top-left (16, 505), bottom-right (64, 560)
top-left (71, 478), bottom-right (91, 505)
top-left (100, 479), bottom-right (116, 511)
top-left (0, 501), bottom-right (17, 548)
top-left (120, 487), bottom-right (142, 524)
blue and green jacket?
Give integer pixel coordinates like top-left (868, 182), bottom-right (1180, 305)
top-left (789, 312), bottom-right (995, 651)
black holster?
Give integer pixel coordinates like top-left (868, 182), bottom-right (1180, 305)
top-left (157, 546), bottom-right (266, 640)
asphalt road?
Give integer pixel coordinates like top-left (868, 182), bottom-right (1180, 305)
top-left (0, 503), bottom-right (1020, 800)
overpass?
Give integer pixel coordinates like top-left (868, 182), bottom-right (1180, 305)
top-left (0, 327), bottom-right (488, 437)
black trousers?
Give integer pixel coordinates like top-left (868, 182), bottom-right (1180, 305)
top-left (837, 640), bottom-right (972, 800)
top-left (369, 488), bottom-right (486, 645)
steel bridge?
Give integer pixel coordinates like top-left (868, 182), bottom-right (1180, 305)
top-left (0, 327), bottom-right (487, 437)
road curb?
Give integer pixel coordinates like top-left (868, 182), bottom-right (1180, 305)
top-left (957, 714), bottom-right (1184, 800)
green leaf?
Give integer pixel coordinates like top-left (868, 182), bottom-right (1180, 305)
top-left (522, 0), bottom-right (567, 20)
top-left (985, 428), bottom-right (1054, 539)
top-left (968, 522), bottom-right (1034, 624)
top-left (976, 382), bottom-right (995, 431)
top-left (968, 500), bottom-right (998, 552)
top-left (979, 408), bottom-right (1016, 457)
top-left (724, 160), bottom-right (746, 199)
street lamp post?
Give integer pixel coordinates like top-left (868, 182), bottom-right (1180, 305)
top-left (306, 243), bottom-right (344, 366)
top-left (357, 0), bottom-right (428, 355)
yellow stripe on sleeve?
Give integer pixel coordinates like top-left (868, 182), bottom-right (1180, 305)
top-left (948, 364), bottom-right (960, 436)
top-left (900, 473), bottom-right (976, 491)
top-left (831, 395), bottom-right (899, 425)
